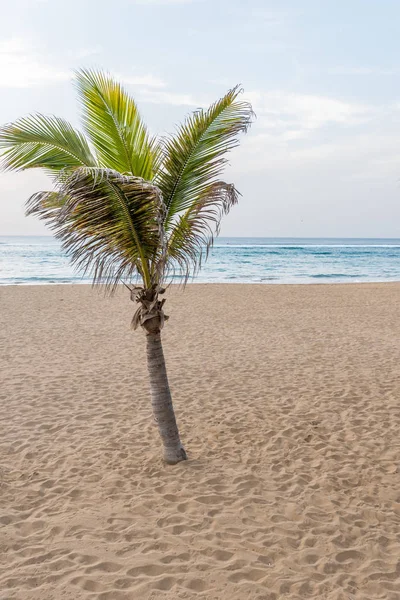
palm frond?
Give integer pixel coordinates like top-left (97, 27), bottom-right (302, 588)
top-left (2, 72), bottom-right (253, 292)
top-left (165, 181), bottom-right (239, 281)
top-left (30, 168), bottom-right (163, 290)
top-left (75, 69), bottom-right (159, 179)
top-left (0, 114), bottom-right (96, 174)
top-left (26, 190), bottom-right (67, 220)
top-left (156, 85), bottom-right (253, 230)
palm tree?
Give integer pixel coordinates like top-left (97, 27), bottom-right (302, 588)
top-left (0, 70), bottom-right (253, 464)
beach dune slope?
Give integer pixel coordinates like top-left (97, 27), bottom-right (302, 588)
top-left (1, 283), bottom-right (400, 599)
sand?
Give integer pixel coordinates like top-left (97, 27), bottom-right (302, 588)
top-left (1, 283), bottom-right (400, 600)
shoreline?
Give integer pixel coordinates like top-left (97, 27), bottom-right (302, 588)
top-left (2, 279), bottom-right (400, 286)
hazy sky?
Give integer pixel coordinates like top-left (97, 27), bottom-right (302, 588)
top-left (1, 0), bottom-right (400, 237)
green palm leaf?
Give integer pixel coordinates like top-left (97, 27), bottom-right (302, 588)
top-left (26, 190), bottom-right (67, 220)
top-left (76, 69), bottom-right (158, 179)
top-left (28, 168), bottom-right (163, 289)
top-left (165, 181), bottom-right (239, 280)
top-left (156, 86), bottom-right (253, 230)
top-left (0, 114), bottom-right (96, 174)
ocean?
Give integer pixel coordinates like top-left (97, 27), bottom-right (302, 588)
top-left (1, 236), bottom-right (400, 285)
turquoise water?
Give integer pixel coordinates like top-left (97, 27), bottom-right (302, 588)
top-left (1, 236), bottom-right (400, 285)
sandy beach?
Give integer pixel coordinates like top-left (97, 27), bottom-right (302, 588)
top-left (1, 283), bottom-right (400, 599)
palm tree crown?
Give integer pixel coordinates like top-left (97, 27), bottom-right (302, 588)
top-left (0, 70), bottom-right (253, 293)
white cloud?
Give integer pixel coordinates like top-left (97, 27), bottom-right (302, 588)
top-left (138, 89), bottom-right (205, 106)
top-left (225, 92), bottom-right (398, 180)
top-left (119, 73), bottom-right (166, 88)
top-left (208, 78), bottom-right (237, 87)
top-left (0, 38), bottom-right (167, 92)
top-left (230, 113), bottom-right (400, 183)
top-left (329, 66), bottom-right (397, 76)
top-left (244, 90), bottom-right (373, 138)
top-left (72, 46), bottom-right (103, 59)
top-left (0, 38), bottom-right (69, 88)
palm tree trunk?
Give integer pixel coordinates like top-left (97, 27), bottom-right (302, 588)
top-left (146, 332), bottom-right (187, 464)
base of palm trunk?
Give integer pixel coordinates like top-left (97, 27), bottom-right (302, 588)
top-left (164, 445), bottom-right (188, 465)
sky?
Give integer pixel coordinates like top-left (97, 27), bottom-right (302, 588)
top-left (1, 0), bottom-right (400, 237)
